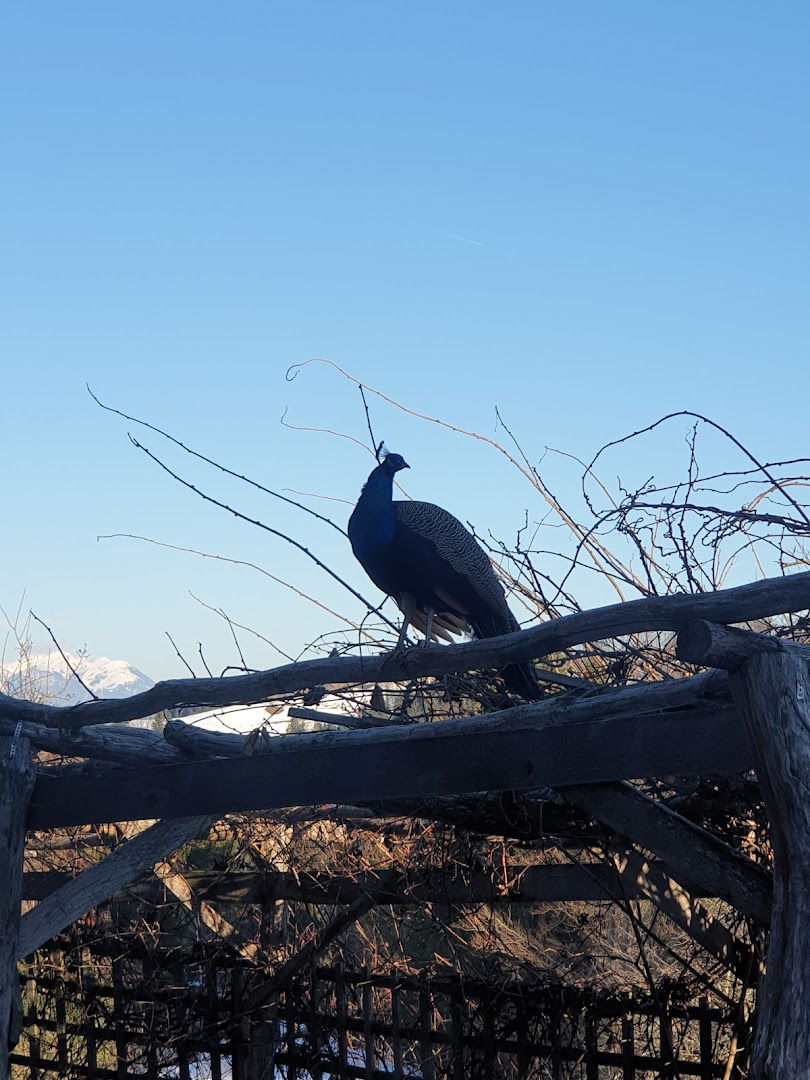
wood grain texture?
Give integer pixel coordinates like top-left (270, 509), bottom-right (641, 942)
top-left (159, 670), bottom-right (730, 758)
top-left (677, 620), bottom-right (810, 671)
top-left (0, 716), bottom-right (185, 764)
top-left (0, 736), bottom-right (34, 1072)
top-left (27, 703), bottom-right (749, 830)
top-left (730, 650), bottom-right (810, 1078)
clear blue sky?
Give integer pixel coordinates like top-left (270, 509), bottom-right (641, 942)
top-left (2, 3), bottom-right (808, 681)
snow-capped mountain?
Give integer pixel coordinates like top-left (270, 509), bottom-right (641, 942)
top-left (3, 652), bottom-right (154, 704)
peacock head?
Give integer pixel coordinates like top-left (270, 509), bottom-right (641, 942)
top-left (380, 451), bottom-right (410, 475)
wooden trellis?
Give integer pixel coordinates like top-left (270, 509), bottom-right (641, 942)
top-left (2, 569), bottom-right (810, 1077)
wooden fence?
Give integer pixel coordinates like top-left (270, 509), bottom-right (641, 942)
top-left (11, 949), bottom-right (749, 1079)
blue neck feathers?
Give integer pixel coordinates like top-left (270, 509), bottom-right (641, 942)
top-left (350, 465), bottom-right (397, 551)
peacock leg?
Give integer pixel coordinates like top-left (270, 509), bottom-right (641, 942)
top-left (393, 594), bottom-right (416, 651)
top-left (394, 617), bottom-right (411, 651)
top-left (422, 607), bottom-right (435, 645)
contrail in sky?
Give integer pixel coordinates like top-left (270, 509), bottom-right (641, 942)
top-left (441, 231), bottom-right (487, 247)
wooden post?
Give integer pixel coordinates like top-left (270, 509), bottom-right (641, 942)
top-left (230, 968), bottom-right (248, 1080)
top-left (585, 1013), bottom-right (598, 1080)
top-left (728, 647), bottom-right (810, 1078)
top-left (677, 622), bottom-right (810, 1078)
top-left (0, 733), bottom-right (33, 1078)
top-left (284, 980), bottom-right (298, 1080)
top-left (177, 1048), bottom-right (191, 1080)
top-left (362, 969), bottom-right (374, 1080)
top-left (53, 949), bottom-right (69, 1077)
top-left (390, 973), bottom-right (404, 1080)
top-left (449, 976), bottom-right (465, 1080)
top-left (479, 985), bottom-right (494, 1080)
top-left (143, 955), bottom-right (159, 1080)
top-left (698, 998), bottom-right (714, 1080)
top-left (335, 966), bottom-right (349, 1080)
top-left (549, 1003), bottom-right (563, 1080)
top-left (210, 1050), bottom-right (223, 1080)
top-left (24, 971), bottom-right (40, 1080)
top-left (307, 965), bottom-right (326, 1079)
top-left (620, 1004), bottom-right (634, 1080)
top-left (678, 622), bottom-right (810, 1075)
top-left (418, 974), bottom-right (435, 1080)
top-left (659, 1003), bottom-right (675, 1080)
top-left (111, 955), bottom-right (128, 1078)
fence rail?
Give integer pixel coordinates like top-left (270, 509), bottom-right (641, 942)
top-left (11, 951), bottom-right (749, 1079)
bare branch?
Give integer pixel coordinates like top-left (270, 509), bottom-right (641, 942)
top-left (164, 631), bottom-right (196, 679)
top-left (126, 434), bottom-right (400, 635)
top-left (2, 569), bottom-right (808, 729)
top-left (29, 611), bottom-right (99, 701)
top-left (88, 383), bottom-right (346, 535)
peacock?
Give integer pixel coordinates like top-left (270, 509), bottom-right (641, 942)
top-left (348, 450), bottom-right (541, 700)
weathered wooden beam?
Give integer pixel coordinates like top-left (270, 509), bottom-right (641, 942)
top-left (27, 702), bottom-right (749, 830)
top-left (2, 569), bottom-right (808, 729)
top-left (0, 665), bottom-right (732, 772)
top-left (0, 735), bottom-right (34, 1071)
top-left (159, 672), bottom-right (731, 760)
top-left (161, 718), bottom-right (275, 758)
top-left (0, 715), bottom-right (186, 765)
top-left (563, 782), bottom-right (771, 924)
top-left (23, 861), bottom-right (717, 906)
top-left (676, 620), bottom-right (810, 671)
top-left (19, 669), bottom-right (725, 773)
top-left (611, 851), bottom-right (756, 980)
top-left (19, 671), bottom-right (733, 775)
top-left (153, 861), bottom-right (261, 963)
top-left (21, 672), bottom-right (725, 773)
top-left (18, 816), bottom-right (216, 959)
top-left (20, 787), bottom-right (594, 849)
top-left (727, 646), bottom-right (810, 1077)
top-left (287, 706), bottom-right (403, 729)
top-left (25, 669), bottom-right (723, 770)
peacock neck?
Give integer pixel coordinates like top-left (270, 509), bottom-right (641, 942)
top-left (351, 465), bottom-right (397, 547)
top-left (361, 464), bottom-right (393, 499)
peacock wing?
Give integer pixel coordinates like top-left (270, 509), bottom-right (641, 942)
top-left (392, 501), bottom-right (517, 633)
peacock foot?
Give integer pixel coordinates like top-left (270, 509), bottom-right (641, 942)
top-left (380, 640), bottom-right (418, 674)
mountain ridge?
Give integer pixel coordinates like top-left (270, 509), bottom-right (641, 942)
top-left (2, 651), bottom-right (155, 705)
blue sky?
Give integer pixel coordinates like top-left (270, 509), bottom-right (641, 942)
top-left (2, 3), bottom-right (808, 682)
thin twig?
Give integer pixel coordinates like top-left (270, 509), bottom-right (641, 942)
top-left (88, 384), bottom-right (347, 536)
top-left (125, 436), bottom-right (400, 635)
top-left (583, 410), bottom-right (810, 528)
top-left (164, 632), bottom-right (196, 678)
top-left (358, 384), bottom-right (380, 460)
top-left (197, 643), bottom-right (214, 679)
top-left (99, 533), bottom-right (387, 647)
top-left (187, 591), bottom-right (296, 664)
top-left (29, 611), bottom-right (99, 701)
